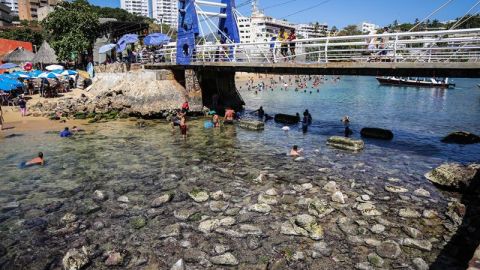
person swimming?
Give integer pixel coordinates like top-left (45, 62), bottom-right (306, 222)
top-left (213, 114), bottom-right (220, 127)
top-left (60, 127), bottom-right (73, 138)
top-left (224, 107), bottom-right (235, 124)
top-left (290, 145), bottom-right (303, 157)
top-left (20, 152), bottom-right (44, 168)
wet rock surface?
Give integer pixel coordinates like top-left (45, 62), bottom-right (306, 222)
top-left (0, 120), bottom-right (474, 269)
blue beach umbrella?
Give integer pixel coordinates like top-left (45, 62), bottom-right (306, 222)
top-left (38, 72), bottom-right (59, 79)
top-left (116, 34), bottom-right (139, 53)
top-left (61, 70), bottom-right (78, 76)
top-left (99, 43), bottom-right (117, 54)
top-left (29, 70), bottom-right (43, 78)
top-left (144, 33), bottom-right (171, 46)
top-left (0, 63), bottom-right (19, 69)
top-left (0, 81), bottom-right (17, 91)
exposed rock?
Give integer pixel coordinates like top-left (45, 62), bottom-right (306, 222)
top-left (446, 200), bottom-right (465, 225)
top-left (130, 216), bottom-right (147, 229)
top-left (61, 213), bottom-right (78, 224)
top-left (337, 217), bottom-right (358, 235)
top-left (312, 241), bottom-right (332, 258)
top-left (93, 190), bottom-right (108, 201)
top-left (331, 191), bottom-right (346, 204)
top-left (322, 181), bottom-right (338, 193)
top-left (170, 259), bottom-right (185, 270)
top-left (105, 250), bottom-right (127, 266)
top-left (188, 189), bottom-right (209, 202)
top-left (425, 163), bottom-right (479, 190)
top-left (370, 224), bottom-right (385, 234)
top-left (211, 190), bottom-right (227, 200)
top-left (367, 252), bottom-right (384, 267)
top-left (238, 120), bottom-right (264, 131)
top-left (265, 188), bottom-right (278, 196)
top-left (258, 193), bottom-right (278, 205)
top-left (422, 209), bottom-right (439, 219)
top-left (385, 185), bottom-right (409, 193)
top-left (403, 226), bottom-right (421, 238)
top-left (62, 247), bottom-right (89, 270)
top-left (399, 208), bottom-right (421, 218)
top-left (219, 217), bottom-right (236, 226)
top-left (412, 257), bottom-right (429, 270)
top-left (248, 203), bottom-right (271, 213)
top-left (151, 194), bottom-right (173, 207)
top-left (239, 224), bottom-right (262, 235)
top-left (292, 214), bottom-right (323, 240)
top-left (376, 240), bottom-right (401, 259)
top-left (413, 188), bottom-right (431, 197)
top-left (214, 244), bottom-right (231, 254)
top-left (326, 136), bottom-right (365, 152)
top-left (199, 219), bottom-right (220, 233)
top-left (401, 238), bottom-right (432, 251)
top-left (117, 195), bottom-right (129, 203)
top-left (441, 131), bottom-right (480, 144)
top-left (253, 173), bottom-right (267, 184)
top-left (210, 252), bottom-right (239, 266)
top-left (174, 209), bottom-right (197, 221)
top-left (355, 262), bottom-right (374, 270)
top-left (308, 199), bottom-right (334, 218)
top-left (2, 201), bottom-right (19, 212)
top-left (209, 200), bottom-right (229, 212)
top-left (360, 127), bottom-right (394, 140)
top-left (159, 224), bottom-right (181, 238)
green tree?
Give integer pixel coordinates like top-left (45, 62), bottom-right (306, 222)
top-left (0, 28), bottom-right (43, 47)
top-left (41, 0), bottom-right (99, 62)
top-left (330, 25), bottom-right (338, 33)
top-left (338, 24), bottom-right (362, 36)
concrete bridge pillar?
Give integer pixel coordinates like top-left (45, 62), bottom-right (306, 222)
top-left (179, 69), bottom-right (244, 113)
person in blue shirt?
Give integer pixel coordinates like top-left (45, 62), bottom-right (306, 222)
top-left (60, 127), bottom-right (73, 138)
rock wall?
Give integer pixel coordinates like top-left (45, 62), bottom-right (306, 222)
top-left (30, 69), bottom-right (195, 119)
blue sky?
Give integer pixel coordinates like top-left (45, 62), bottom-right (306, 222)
top-left (88, 0), bottom-right (476, 28)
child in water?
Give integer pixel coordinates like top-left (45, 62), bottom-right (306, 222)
top-left (20, 152), bottom-right (44, 168)
top-left (290, 145), bottom-right (303, 157)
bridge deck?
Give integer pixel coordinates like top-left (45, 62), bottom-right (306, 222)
top-left (145, 62), bottom-right (480, 78)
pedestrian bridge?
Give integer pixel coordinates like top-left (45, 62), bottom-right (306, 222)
top-left (145, 28), bottom-right (480, 78)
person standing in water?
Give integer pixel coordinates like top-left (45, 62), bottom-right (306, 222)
top-left (213, 114), bottom-right (220, 128)
top-left (180, 115), bottom-right (187, 140)
top-left (342, 116), bottom-right (352, 137)
top-left (290, 145), bottom-right (303, 157)
top-left (224, 107), bottom-right (235, 124)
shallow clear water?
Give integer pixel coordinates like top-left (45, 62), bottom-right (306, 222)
top-left (0, 76), bottom-right (479, 269)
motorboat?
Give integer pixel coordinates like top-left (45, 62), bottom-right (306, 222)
top-left (376, 77), bottom-right (455, 89)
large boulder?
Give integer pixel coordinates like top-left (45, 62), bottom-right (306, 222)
top-left (425, 163), bottom-right (480, 190)
top-left (326, 136), bottom-right (364, 152)
top-left (360, 127), bottom-right (394, 140)
top-left (441, 131), bottom-right (480, 144)
top-left (238, 120), bottom-right (264, 131)
top-left (274, 114), bottom-right (300, 125)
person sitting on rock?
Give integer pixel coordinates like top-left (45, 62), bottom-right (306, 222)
top-left (60, 127), bottom-right (73, 138)
top-left (290, 145), bottom-right (303, 157)
top-left (181, 100), bottom-right (190, 114)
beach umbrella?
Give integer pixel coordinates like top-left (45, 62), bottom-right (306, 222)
top-left (77, 70), bottom-right (90, 79)
top-left (116, 34), bottom-right (139, 52)
top-left (23, 62), bottom-right (33, 71)
top-left (11, 71), bottom-right (31, 79)
top-left (99, 43), bottom-right (117, 54)
top-left (29, 70), bottom-right (43, 78)
top-left (61, 70), bottom-right (78, 76)
top-left (45, 64), bottom-right (64, 71)
top-left (144, 33), bottom-right (171, 46)
top-left (0, 63), bottom-right (19, 69)
top-left (0, 80), bottom-right (17, 91)
top-left (38, 72), bottom-right (59, 79)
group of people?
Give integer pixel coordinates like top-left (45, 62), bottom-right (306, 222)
top-left (272, 28), bottom-right (297, 62)
top-left (240, 74), bottom-right (341, 95)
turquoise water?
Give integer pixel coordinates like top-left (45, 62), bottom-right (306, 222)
top-left (242, 76), bottom-right (480, 163)
top-left (0, 76), bottom-right (479, 269)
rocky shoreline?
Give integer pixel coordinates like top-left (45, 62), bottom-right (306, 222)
top-left (0, 119), bottom-right (478, 269)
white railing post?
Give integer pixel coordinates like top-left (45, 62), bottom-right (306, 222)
top-left (233, 44), bottom-right (237, 62)
top-left (324, 38), bottom-right (329, 63)
top-left (393, 34), bottom-right (398, 63)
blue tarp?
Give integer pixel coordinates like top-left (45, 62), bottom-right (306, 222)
top-left (144, 33), bottom-right (171, 46)
top-left (116, 34), bottom-right (139, 53)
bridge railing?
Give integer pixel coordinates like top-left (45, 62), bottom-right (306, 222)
top-left (151, 28), bottom-right (480, 65)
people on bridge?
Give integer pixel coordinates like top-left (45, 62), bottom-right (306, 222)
top-left (288, 29), bottom-right (297, 60)
top-left (278, 28), bottom-right (289, 61)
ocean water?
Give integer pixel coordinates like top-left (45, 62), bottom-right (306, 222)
top-left (0, 75), bottom-right (479, 269)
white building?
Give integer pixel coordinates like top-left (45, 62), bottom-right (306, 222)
top-left (237, 1), bottom-right (295, 44)
top-left (152, 0), bottom-right (177, 28)
top-left (120, 0), bottom-right (150, 19)
top-left (361, 22), bottom-right (379, 34)
top-left (0, 0), bottom-right (18, 16)
top-left (296, 23), bottom-right (328, 39)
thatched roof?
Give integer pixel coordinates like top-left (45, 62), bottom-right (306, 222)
top-left (33, 41), bottom-right (58, 64)
top-left (3, 47), bottom-right (35, 63)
